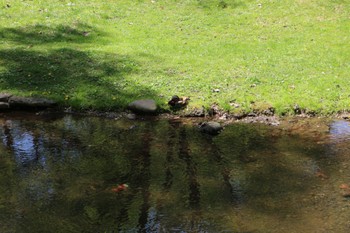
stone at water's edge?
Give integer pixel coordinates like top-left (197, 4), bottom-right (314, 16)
top-left (0, 93), bottom-right (57, 110)
top-left (0, 93), bottom-right (12, 102)
top-left (199, 121), bottom-right (223, 135)
top-left (184, 107), bottom-right (206, 117)
top-left (0, 102), bottom-right (10, 109)
top-left (125, 113), bottom-right (137, 120)
top-left (127, 99), bottom-right (157, 114)
top-left (8, 96), bottom-right (57, 108)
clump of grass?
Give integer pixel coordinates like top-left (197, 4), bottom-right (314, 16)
top-left (0, 0), bottom-right (349, 115)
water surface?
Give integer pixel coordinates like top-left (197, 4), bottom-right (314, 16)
top-left (1, 113), bottom-right (350, 233)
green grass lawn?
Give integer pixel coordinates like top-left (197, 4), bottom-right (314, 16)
top-left (0, 0), bottom-right (349, 115)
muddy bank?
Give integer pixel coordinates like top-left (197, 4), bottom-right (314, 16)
top-left (1, 92), bottom-right (348, 129)
top-left (1, 95), bottom-right (348, 139)
top-left (0, 107), bottom-right (337, 142)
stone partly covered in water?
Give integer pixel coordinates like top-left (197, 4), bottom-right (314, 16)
top-left (8, 96), bottom-right (57, 108)
top-left (199, 121), bottom-right (223, 135)
top-left (127, 99), bottom-right (157, 114)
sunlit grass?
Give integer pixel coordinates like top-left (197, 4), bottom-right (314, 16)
top-left (0, 0), bottom-right (349, 114)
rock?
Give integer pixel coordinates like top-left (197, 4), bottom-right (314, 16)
top-left (0, 93), bottom-right (12, 102)
top-left (0, 102), bottom-right (10, 109)
top-left (262, 107), bottom-right (275, 116)
top-left (219, 113), bottom-right (229, 120)
top-left (340, 184), bottom-right (350, 189)
top-left (126, 113), bottom-right (137, 120)
top-left (184, 107), bottom-right (206, 117)
top-left (342, 192), bottom-right (350, 198)
top-left (247, 112), bottom-right (257, 117)
top-left (230, 102), bottom-right (241, 108)
top-left (127, 99), bottom-right (157, 114)
top-left (8, 96), bottom-right (57, 108)
top-left (199, 121), bottom-right (223, 135)
top-left (294, 104), bottom-right (302, 114)
top-left (208, 103), bottom-right (222, 116)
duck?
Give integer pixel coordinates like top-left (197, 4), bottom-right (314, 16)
top-left (168, 95), bottom-right (190, 108)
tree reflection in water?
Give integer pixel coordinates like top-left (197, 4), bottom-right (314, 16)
top-left (0, 114), bottom-right (345, 233)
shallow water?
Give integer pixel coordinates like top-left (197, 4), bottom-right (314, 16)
top-left (1, 113), bottom-right (350, 233)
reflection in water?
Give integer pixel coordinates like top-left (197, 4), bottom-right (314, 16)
top-left (179, 127), bottom-right (201, 210)
top-left (137, 125), bottom-right (152, 233)
top-left (330, 120), bottom-right (350, 141)
top-left (0, 114), bottom-right (350, 232)
top-left (3, 120), bottom-right (13, 148)
top-left (163, 126), bottom-right (174, 192)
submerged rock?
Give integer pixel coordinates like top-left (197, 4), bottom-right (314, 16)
top-left (199, 121), bottom-right (223, 135)
top-left (127, 99), bottom-right (157, 114)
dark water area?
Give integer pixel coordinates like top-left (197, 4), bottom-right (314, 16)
top-left (1, 113), bottom-right (350, 233)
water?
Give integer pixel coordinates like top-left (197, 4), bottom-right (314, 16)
top-left (1, 113), bottom-right (350, 233)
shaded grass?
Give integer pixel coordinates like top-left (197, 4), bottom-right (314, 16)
top-left (0, 24), bottom-right (157, 110)
top-left (0, 0), bottom-right (349, 114)
top-left (0, 47), bottom-right (150, 110)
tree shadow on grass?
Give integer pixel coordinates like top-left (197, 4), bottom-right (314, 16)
top-left (0, 23), bottom-right (105, 45)
top-left (0, 24), bottom-right (158, 110)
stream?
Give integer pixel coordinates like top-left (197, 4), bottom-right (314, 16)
top-left (1, 113), bottom-right (350, 233)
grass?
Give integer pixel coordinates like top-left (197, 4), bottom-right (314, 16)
top-left (0, 0), bottom-right (349, 115)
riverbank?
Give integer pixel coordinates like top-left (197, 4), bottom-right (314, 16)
top-left (1, 91), bottom-right (349, 131)
top-left (22, 101), bottom-right (348, 131)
